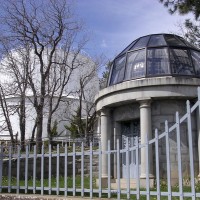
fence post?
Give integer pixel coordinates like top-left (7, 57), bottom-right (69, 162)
top-left (49, 144), bottom-right (52, 195)
top-left (8, 146), bottom-right (12, 193)
top-left (186, 100), bottom-right (195, 200)
top-left (0, 145), bottom-right (2, 193)
top-left (107, 140), bottom-right (111, 198)
top-left (56, 144), bottom-right (60, 195)
top-left (64, 143), bottom-right (68, 197)
top-left (41, 144), bottom-right (44, 195)
top-left (90, 142), bottom-right (93, 199)
top-left (145, 134), bottom-right (150, 200)
top-left (136, 136), bottom-right (140, 200)
top-left (197, 87), bottom-right (200, 180)
top-left (33, 145), bottom-right (36, 194)
top-left (98, 141), bottom-right (102, 198)
top-left (165, 120), bottom-right (171, 199)
top-left (155, 129), bottom-right (160, 200)
top-left (17, 145), bottom-right (20, 194)
top-left (176, 112), bottom-right (183, 200)
top-left (117, 139), bottom-right (121, 200)
top-left (73, 143), bottom-right (76, 196)
top-left (25, 145), bottom-right (29, 194)
top-left (81, 142), bottom-right (84, 197)
top-left (126, 137), bottom-right (130, 199)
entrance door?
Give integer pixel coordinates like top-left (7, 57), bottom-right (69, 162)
top-left (121, 120), bottom-right (140, 178)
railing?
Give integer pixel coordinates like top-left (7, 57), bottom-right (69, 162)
top-left (0, 88), bottom-right (200, 199)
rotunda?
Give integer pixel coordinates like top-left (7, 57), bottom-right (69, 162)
top-left (95, 34), bottom-right (200, 184)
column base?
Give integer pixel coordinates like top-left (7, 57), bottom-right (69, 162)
top-left (140, 174), bottom-right (155, 188)
top-left (96, 177), bottom-right (116, 188)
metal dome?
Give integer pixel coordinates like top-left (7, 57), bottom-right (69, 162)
top-left (108, 34), bottom-right (200, 86)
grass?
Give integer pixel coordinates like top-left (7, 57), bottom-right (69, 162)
top-left (1, 176), bottom-right (92, 189)
top-left (1, 176), bottom-right (200, 199)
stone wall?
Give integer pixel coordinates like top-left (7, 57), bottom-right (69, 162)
top-left (2, 155), bottom-right (99, 179)
top-left (151, 99), bottom-right (199, 183)
top-left (112, 99), bottom-right (199, 183)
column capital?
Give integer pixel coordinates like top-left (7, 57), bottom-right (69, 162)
top-left (137, 97), bottom-right (152, 108)
top-left (100, 107), bottom-right (110, 117)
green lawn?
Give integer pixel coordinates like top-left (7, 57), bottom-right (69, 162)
top-left (1, 176), bottom-right (200, 199)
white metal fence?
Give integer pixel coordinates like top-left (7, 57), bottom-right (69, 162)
top-left (1, 88), bottom-right (200, 199)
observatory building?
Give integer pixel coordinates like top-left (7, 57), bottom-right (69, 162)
top-left (95, 34), bottom-right (200, 184)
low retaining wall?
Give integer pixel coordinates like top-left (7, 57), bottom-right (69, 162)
top-left (2, 155), bottom-right (99, 179)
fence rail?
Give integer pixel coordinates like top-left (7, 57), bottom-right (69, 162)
top-left (1, 88), bottom-right (200, 199)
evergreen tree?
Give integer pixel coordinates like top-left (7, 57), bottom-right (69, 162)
top-left (160, 0), bottom-right (200, 20)
top-left (160, 0), bottom-right (200, 48)
top-left (65, 107), bottom-right (85, 139)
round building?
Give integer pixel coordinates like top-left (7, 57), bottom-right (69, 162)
top-left (95, 34), bottom-right (200, 185)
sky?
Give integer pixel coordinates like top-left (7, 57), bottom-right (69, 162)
top-left (74, 0), bottom-right (194, 61)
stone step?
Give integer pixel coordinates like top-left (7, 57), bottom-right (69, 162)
top-left (96, 178), bottom-right (154, 189)
top-left (111, 179), bottom-right (137, 189)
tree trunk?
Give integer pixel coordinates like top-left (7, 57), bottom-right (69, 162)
top-left (30, 119), bottom-right (37, 151)
top-left (36, 109), bottom-right (43, 153)
top-left (47, 113), bottom-right (52, 146)
top-left (19, 95), bottom-right (26, 151)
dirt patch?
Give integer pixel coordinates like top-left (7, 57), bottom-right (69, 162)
top-left (0, 194), bottom-right (89, 200)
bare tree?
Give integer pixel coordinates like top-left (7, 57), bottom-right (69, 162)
top-left (64, 55), bottom-right (100, 141)
top-left (0, 85), bottom-right (15, 144)
top-left (0, 0), bottom-right (88, 151)
top-left (0, 43), bottom-right (31, 150)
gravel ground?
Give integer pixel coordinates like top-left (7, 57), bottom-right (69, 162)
top-left (0, 194), bottom-right (113, 200)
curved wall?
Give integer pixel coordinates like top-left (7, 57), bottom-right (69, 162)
top-left (95, 77), bottom-right (200, 111)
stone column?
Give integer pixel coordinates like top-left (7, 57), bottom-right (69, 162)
top-left (138, 99), bottom-right (154, 185)
top-left (100, 108), bottom-right (111, 178)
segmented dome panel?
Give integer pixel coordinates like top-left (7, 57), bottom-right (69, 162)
top-left (109, 34), bottom-right (200, 86)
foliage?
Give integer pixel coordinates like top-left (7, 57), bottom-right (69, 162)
top-left (184, 19), bottom-right (200, 47)
top-left (50, 120), bottom-right (58, 137)
top-left (160, 0), bottom-right (200, 20)
top-left (160, 0), bottom-right (200, 48)
top-left (65, 107), bottom-right (85, 138)
top-left (100, 60), bottom-right (112, 89)
top-left (102, 61), bottom-right (112, 79)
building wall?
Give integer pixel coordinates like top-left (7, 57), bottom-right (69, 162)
top-left (111, 98), bottom-right (198, 182)
top-left (151, 99), bottom-right (198, 183)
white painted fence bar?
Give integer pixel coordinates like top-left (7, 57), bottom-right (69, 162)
top-left (98, 141), bottom-right (102, 198)
top-left (186, 100), bottom-right (195, 200)
top-left (155, 129), bottom-right (160, 200)
top-left (41, 145), bottom-right (44, 195)
top-left (165, 120), bottom-right (172, 200)
top-left (33, 145), bottom-right (36, 194)
top-left (8, 146), bottom-right (11, 193)
top-left (16, 145), bottom-right (20, 194)
top-left (0, 146), bottom-right (2, 193)
top-left (90, 142), bottom-right (93, 199)
top-left (81, 142), bottom-right (84, 197)
top-left (145, 135), bottom-right (150, 200)
top-left (117, 139), bottom-right (121, 200)
top-left (49, 144), bottom-right (52, 195)
top-left (135, 136), bottom-right (140, 200)
top-left (126, 137), bottom-right (130, 199)
top-left (64, 143), bottom-right (68, 196)
top-left (107, 140), bottom-right (111, 199)
top-left (25, 145), bottom-right (28, 194)
top-left (1, 87), bottom-right (200, 199)
top-left (56, 144), bottom-right (60, 195)
top-left (72, 143), bottom-right (75, 196)
top-left (176, 112), bottom-right (183, 200)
